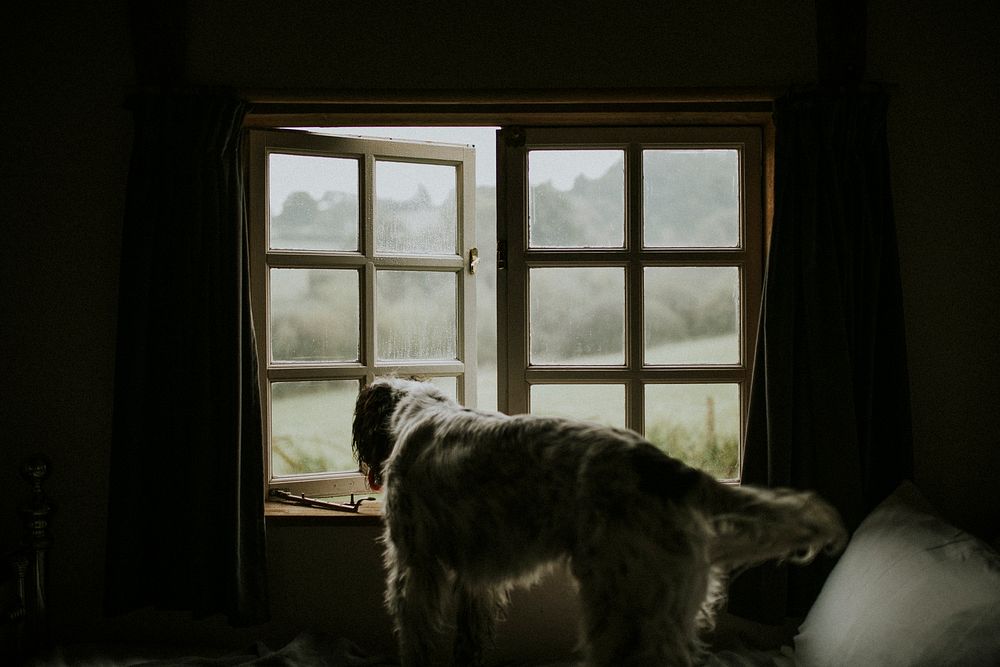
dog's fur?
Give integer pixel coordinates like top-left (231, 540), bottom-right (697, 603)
top-left (353, 377), bottom-right (846, 667)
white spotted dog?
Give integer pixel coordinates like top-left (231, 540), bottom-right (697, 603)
top-left (352, 377), bottom-right (846, 667)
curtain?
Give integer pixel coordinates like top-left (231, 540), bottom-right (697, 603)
top-left (730, 87), bottom-right (913, 621)
top-left (106, 90), bottom-right (269, 626)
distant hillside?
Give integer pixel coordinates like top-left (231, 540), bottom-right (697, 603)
top-left (272, 150), bottom-right (739, 364)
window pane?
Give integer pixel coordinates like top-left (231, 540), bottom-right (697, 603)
top-left (530, 267), bottom-right (625, 365)
top-left (643, 149), bottom-right (740, 247)
top-left (375, 160), bottom-right (458, 255)
top-left (270, 268), bottom-right (359, 362)
top-left (528, 150), bottom-right (625, 248)
top-left (377, 270), bottom-right (457, 361)
top-left (645, 383), bottom-right (740, 479)
top-left (271, 380), bottom-right (360, 476)
top-left (428, 376), bottom-right (458, 400)
top-left (530, 384), bottom-right (626, 428)
top-left (268, 153), bottom-right (359, 251)
top-left (644, 266), bottom-right (740, 365)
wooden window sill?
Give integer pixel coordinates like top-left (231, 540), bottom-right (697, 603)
top-left (264, 500), bottom-right (383, 525)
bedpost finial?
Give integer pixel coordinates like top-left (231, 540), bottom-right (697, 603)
top-left (21, 454), bottom-right (51, 494)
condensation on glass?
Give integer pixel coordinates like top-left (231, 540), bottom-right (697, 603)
top-left (376, 269), bottom-right (458, 362)
top-left (254, 129), bottom-right (479, 497)
top-left (375, 160), bottom-right (458, 255)
top-left (269, 268), bottom-right (360, 362)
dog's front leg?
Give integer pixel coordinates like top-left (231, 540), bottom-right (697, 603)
top-left (386, 560), bottom-right (450, 666)
top-left (453, 584), bottom-right (506, 667)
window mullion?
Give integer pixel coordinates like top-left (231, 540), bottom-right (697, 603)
top-left (363, 153), bottom-right (376, 375)
top-left (626, 142), bottom-right (645, 435)
top-left (499, 129), bottom-right (529, 415)
top-left (459, 146), bottom-right (478, 407)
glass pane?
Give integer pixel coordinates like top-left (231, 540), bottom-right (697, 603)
top-left (530, 384), bottom-right (626, 428)
top-left (270, 268), bottom-right (359, 362)
top-left (428, 376), bottom-right (458, 401)
top-left (268, 153), bottom-right (359, 251)
top-left (645, 383), bottom-right (740, 479)
top-left (377, 270), bottom-right (457, 361)
top-left (530, 267), bottom-right (625, 365)
top-left (375, 160), bottom-right (458, 255)
top-left (643, 149), bottom-right (740, 247)
top-left (528, 150), bottom-right (625, 248)
top-left (271, 380), bottom-right (360, 476)
top-left (644, 266), bottom-right (740, 365)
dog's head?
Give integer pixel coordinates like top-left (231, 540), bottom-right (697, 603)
top-left (352, 378), bottom-right (402, 491)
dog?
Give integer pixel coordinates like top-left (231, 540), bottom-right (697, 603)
top-left (353, 377), bottom-right (847, 667)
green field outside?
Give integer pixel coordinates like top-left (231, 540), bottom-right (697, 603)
top-left (270, 335), bottom-right (740, 480)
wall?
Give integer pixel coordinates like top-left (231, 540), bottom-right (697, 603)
top-left (867, 0), bottom-right (1000, 534)
top-left (3, 0), bottom-right (134, 647)
top-left (2, 0), bottom-right (997, 659)
top-left (185, 1), bottom-right (817, 89)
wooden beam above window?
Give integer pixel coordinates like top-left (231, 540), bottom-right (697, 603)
top-left (242, 87), bottom-right (778, 128)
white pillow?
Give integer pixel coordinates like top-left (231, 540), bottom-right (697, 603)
top-left (793, 481), bottom-right (1000, 667)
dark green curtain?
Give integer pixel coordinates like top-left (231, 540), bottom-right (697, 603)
top-left (730, 87), bottom-right (913, 621)
top-left (106, 90), bottom-right (269, 625)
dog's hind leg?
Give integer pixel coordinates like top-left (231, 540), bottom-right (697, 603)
top-left (573, 526), bottom-right (710, 667)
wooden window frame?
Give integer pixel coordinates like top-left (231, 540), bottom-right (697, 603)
top-left (246, 90), bottom-right (774, 504)
top-left (498, 126), bottom-right (763, 481)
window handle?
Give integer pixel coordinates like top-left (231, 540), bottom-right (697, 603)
top-left (468, 247), bottom-right (481, 275)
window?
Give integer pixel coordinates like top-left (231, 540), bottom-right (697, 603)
top-left (499, 127), bottom-right (763, 480)
top-left (249, 130), bottom-right (478, 497)
top-left (249, 113), bottom-right (765, 498)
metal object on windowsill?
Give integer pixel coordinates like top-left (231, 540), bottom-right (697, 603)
top-left (268, 488), bottom-right (375, 513)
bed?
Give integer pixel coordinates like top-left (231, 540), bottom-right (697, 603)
top-left (10, 457), bottom-right (1000, 666)
top-left (707, 480), bottom-right (1000, 666)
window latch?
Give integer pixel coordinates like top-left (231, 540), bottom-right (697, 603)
top-left (468, 247), bottom-right (481, 274)
top-left (268, 488), bottom-right (375, 513)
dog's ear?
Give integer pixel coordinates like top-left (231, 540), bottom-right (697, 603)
top-left (352, 381), bottom-right (398, 489)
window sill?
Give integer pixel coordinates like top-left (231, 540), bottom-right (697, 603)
top-left (264, 499), bottom-right (383, 525)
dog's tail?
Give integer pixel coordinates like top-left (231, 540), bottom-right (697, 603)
top-left (695, 480), bottom-right (848, 570)
top-left (632, 443), bottom-right (847, 570)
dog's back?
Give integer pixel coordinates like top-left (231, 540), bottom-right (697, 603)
top-left (382, 385), bottom-right (845, 574)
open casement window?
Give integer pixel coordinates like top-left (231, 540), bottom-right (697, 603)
top-left (498, 126), bottom-right (763, 481)
top-left (249, 129), bottom-right (477, 497)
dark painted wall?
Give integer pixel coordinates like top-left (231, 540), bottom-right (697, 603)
top-left (2, 0), bottom-right (996, 658)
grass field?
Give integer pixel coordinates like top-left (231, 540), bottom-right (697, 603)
top-left (270, 335), bottom-right (740, 480)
